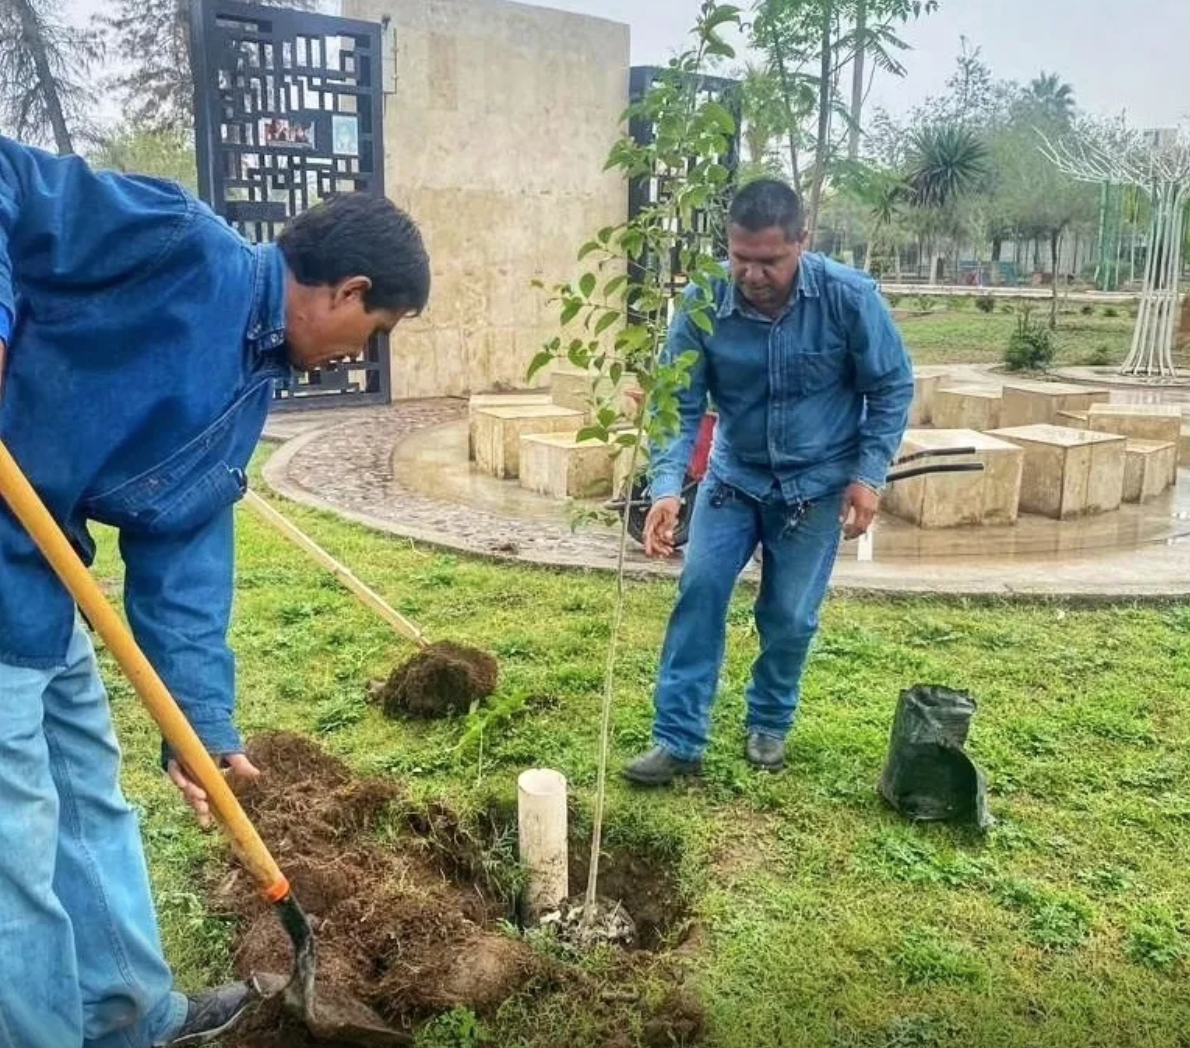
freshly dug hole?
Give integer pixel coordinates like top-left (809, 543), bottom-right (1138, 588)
top-left (212, 734), bottom-right (704, 1047)
top-left (374, 641), bottom-right (498, 719)
top-left (215, 733), bottom-right (533, 1046)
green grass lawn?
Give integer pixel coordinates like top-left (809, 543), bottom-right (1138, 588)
top-left (91, 453), bottom-right (1190, 1048)
top-left (891, 302), bottom-right (1135, 368)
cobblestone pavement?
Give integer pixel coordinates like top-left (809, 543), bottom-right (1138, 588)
top-left (262, 397), bottom-right (1190, 600)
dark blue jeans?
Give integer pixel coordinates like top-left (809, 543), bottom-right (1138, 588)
top-left (652, 479), bottom-right (843, 761)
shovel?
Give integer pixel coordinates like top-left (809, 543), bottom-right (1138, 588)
top-left (0, 440), bottom-right (409, 1048)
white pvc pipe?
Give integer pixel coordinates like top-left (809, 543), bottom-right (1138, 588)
top-left (517, 768), bottom-right (569, 921)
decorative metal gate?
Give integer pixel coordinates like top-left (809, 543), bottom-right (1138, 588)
top-left (190, 0), bottom-right (390, 408)
top-left (627, 65), bottom-right (741, 312)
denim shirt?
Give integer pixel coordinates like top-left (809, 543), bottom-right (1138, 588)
top-left (649, 252), bottom-right (914, 505)
top-left (0, 136), bottom-right (290, 756)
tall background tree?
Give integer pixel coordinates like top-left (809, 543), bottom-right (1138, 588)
top-left (100, 0), bottom-right (316, 133)
top-left (0, 0), bottom-right (100, 154)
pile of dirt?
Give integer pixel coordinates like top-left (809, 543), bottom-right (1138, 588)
top-left (215, 733), bottom-right (534, 1046)
top-left (213, 733), bottom-right (704, 1047)
top-left (372, 641), bottom-right (498, 719)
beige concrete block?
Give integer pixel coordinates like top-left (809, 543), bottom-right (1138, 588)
top-left (467, 393), bottom-right (552, 459)
top-left (882, 429), bottom-right (1024, 528)
top-left (1123, 440), bottom-right (1177, 503)
top-left (1055, 410), bottom-right (1089, 429)
top-left (519, 432), bottom-right (615, 499)
top-left (909, 367), bottom-right (957, 426)
top-left (550, 367), bottom-right (593, 416)
top-left (1000, 381), bottom-right (1111, 427)
top-left (932, 386), bottom-right (1003, 431)
top-left (1087, 404), bottom-right (1183, 484)
top-left (1181, 424), bottom-right (1190, 464)
top-left (473, 404), bottom-right (584, 479)
top-left (989, 424), bottom-right (1126, 520)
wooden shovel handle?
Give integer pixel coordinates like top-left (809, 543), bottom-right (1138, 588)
top-left (243, 490), bottom-right (430, 650)
top-left (0, 440), bottom-right (289, 902)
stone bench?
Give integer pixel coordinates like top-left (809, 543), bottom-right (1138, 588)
top-left (519, 433), bottom-right (615, 499)
top-left (1087, 403), bottom-right (1183, 484)
top-left (909, 366), bottom-right (958, 426)
top-left (882, 429), bottom-right (1024, 528)
top-left (473, 404), bottom-right (584, 479)
top-left (932, 386), bottom-right (1003, 431)
top-left (999, 381), bottom-right (1110, 427)
top-left (1123, 439), bottom-right (1177, 503)
top-left (988, 424), bottom-right (1126, 520)
top-left (468, 393), bottom-right (551, 459)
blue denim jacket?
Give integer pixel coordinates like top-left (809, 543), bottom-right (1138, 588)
top-left (650, 252), bottom-right (914, 504)
top-left (0, 136), bottom-right (290, 756)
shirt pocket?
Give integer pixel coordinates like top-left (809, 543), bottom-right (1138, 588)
top-left (86, 379), bottom-right (267, 535)
top-left (793, 341), bottom-right (849, 396)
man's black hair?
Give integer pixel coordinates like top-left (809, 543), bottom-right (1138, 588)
top-left (728, 179), bottom-right (804, 242)
top-left (278, 192), bottom-right (430, 314)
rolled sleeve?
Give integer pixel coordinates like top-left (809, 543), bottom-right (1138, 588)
top-left (846, 285), bottom-right (914, 490)
top-left (119, 506), bottom-right (243, 762)
top-left (647, 290), bottom-right (710, 502)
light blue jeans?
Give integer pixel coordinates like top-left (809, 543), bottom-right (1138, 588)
top-left (653, 478), bottom-right (843, 761)
top-left (0, 618), bottom-right (187, 1048)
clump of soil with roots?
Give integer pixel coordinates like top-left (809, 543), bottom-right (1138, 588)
top-left (371, 641), bottom-right (499, 719)
top-left (212, 733), bottom-right (704, 1047)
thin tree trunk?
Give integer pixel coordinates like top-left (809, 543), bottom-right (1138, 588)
top-left (848, 0), bottom-right (866, 160)
top-left (1050, 228), bottom-right (1060, 330)
top-left (764, 18), bottom-right (802, 190)
top-left (12, 0), bottom-right (74, 155)
top-left (807, 7), bottom-right (833, 243)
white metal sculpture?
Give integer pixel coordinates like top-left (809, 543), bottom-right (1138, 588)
top-left (1043, 121), bottom-right (1189, 378)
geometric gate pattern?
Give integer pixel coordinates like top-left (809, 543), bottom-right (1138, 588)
top-left (190, 0), bottom-right (390, 408)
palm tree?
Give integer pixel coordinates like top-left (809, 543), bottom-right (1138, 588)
top-left (905, 125), bottom-right (989, 280)
top-left (0, 0), bottom-right (99, 154)
top-left (905, 125), bottom-right (989, 208)
top-left (1027, 72), bottom-right (1076, 126)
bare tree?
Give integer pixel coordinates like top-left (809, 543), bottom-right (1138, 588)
top-left (0, 0), bottom-right (100, 154)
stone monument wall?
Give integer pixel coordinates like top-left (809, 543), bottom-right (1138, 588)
top-left (344, 0), bottom-right (630, 399)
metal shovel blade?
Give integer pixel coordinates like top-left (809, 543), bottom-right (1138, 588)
top-left (251, 894), bottom-right (411, 1047)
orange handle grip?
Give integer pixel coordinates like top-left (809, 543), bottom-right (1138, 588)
top-left (0, 439), bottom-right (288, 902)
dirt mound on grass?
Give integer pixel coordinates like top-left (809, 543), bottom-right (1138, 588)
top-left (374, 641), bottom-right (498, 719)
top-left (213, 733), bottom-right (705, 1047)
top-left (215, 733), bottom-right (535, 1046)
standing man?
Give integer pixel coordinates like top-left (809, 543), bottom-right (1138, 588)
top-left (0, 136), bottom-right (429, 1047)
top-left (624, 179), bottom-right (913, 785)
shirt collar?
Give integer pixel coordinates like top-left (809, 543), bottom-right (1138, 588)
top-left (716, 252), bottom-right (820, 320)
top-left (246, 242), bottom-right (288, 360)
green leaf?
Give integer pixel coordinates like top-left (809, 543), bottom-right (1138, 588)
top-left (560, 300), bottom-right (582, 326)
top-left (567, 342), bottom-right (591, 369)
top-left (530, 278), bottom-right (545, 289)
top-left (597, 406), bottom-right (618, 428)
top-left (702, 4), bottom-right (742, 32)
top-left (598, 226), bottom-right (615, 245)
top-left (527, 349), bottom-right (555, 381)
top-left (704, 35), bottom-right (736, 60)
top-left (690, 308), bottom-right (715, 335)
top-left (703, 101), bottom-right (736, 135)
top-left (604, 274), bottom-right (628, 297)
top-left (576, 425), bottom-right (609, 445)
top-left (579, 272), bottom-right (597, 298)
top-left (615, 432), bottom-right (639, 447)
top-left (577, 241), bottom-right (601, 261)
top-left (610, 362), bottom-right (624, 385)
top-left (594, 311), bottom-right (620, 336)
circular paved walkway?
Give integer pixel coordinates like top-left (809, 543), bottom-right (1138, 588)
top-left (262, 396), bottom-right (1190, 602)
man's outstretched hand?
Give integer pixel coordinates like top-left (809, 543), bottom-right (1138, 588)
top-left (840, 482), bottom-right (880, 540)
top-left (168, 754), bottom-right (261, 828)
top-left (643, 496), bottom-right (682, 558)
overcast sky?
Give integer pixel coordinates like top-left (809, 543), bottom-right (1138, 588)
top-left (71, 0), bottom-right (1190, 129)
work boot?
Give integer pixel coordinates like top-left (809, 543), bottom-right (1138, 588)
top-left (622, 746), bottom-right (702, 786)
top-left (157, 981), bottom-right (256, 1046)
top-left (745, 732), bottom-right (786, 772)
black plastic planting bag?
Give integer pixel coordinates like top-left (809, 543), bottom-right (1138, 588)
top-left (878, 685), bottom-right (994, 831)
